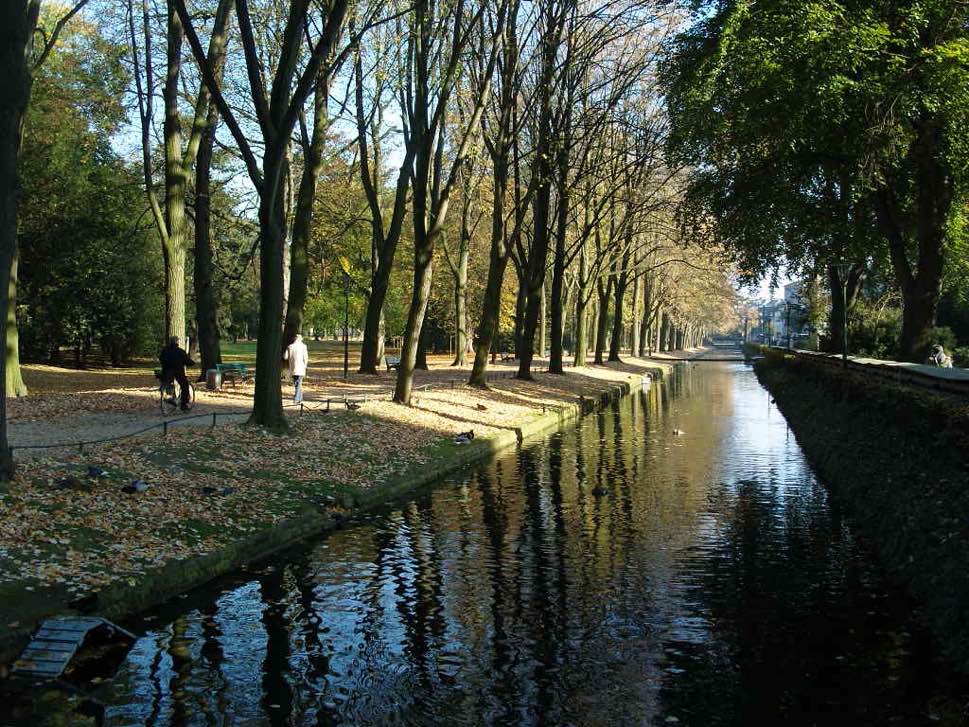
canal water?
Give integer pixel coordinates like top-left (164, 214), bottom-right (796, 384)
top-left (4, 363), bottom-right (961, 725)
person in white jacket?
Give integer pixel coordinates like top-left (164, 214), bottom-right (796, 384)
top-left (284, 334), bottom-right (309, 403)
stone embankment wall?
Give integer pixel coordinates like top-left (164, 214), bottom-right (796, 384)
top-left (755, 352), bottom-right (969, 675)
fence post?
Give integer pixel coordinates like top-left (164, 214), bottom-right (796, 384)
top-left (163, 421), bottom-right (168, 437)
top-left (212, 412), bottom-right (217, 428)
top-left (300, 402), bottom-right (304, 415)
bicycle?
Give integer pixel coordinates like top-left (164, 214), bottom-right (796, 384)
top-left (155, 370), bottom-right (195, 416)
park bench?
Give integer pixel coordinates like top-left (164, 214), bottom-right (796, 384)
top-left (216, 362), bottom-right (252, 388)
top-left (385, 355), bottom-right (401, 371)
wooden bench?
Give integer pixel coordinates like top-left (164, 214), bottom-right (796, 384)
top-left (216, 362), bottom-right (252, 387)
top-left (385, 356), bottom-right (401, 371)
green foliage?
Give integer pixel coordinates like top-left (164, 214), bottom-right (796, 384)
top-left (847, 302), bottom-right (901, 360)
top-left (665, 0), bottom-right (969, 358)
top-left (18, 19), bottom-right (163, 365)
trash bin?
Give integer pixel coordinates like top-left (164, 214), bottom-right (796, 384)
top-left (206, 368), bottom-right (222, 391)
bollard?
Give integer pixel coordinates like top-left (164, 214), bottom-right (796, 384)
top-left (212, 412), bottom-right (217, 428)
top-left (300, 402), bottom-right (304, 415)
top-left (163, 421), bottom-right (168, 436)
top-left (326, 399), bottom-right (331, 412)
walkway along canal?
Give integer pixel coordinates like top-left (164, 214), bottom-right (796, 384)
top-left (3, 363), bottom-right (965, 725)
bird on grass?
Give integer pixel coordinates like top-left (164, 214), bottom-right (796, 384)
top-left (57, 476), bottom-right (92, 493)
top-left (122, 480), bottom-right (150, 494)
top-left (454, 430), bottom-right (475, 445)
top-left (87, 465), bottom-right (108, 478)
top-left (345, 400), bottom-right (362, 411)
top-left (475, 403), bottom-right (488, 411)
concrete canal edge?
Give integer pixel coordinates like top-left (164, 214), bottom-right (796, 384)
top-left (0, 365), bottom-right (669, 664)
top-left (754, 354), bottom-right (969, 677)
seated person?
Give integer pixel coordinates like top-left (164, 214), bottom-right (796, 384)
top-left (159, 336), bottom-right (195, 409)
top-left (929, 344), bottom-right (953, 369)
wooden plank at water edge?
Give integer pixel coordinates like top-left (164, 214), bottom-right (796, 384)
top-left (11, 616), bottom-right (136, 679)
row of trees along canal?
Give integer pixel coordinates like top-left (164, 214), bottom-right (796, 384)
top-left (663, 0), bottom-right (969, 364)
top-left (1, 0), bottom-right (743, 480)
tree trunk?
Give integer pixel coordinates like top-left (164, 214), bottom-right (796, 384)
top-left (573, 295), bottom-right (588, 368)
top-left (284, 75), bottom-right (329, 349)
top-left (6, 250), bottom-right (26, 396)
top-left (630, 274), bottom-right (640, 359)
top-left (517, 179), bottom-right (552, 380)
top-left (573, 244), bottom-right (589, 367)
top-left (452, 251), bottom-right (469, 366)
top-left (360, 256), bottom-right (392, 373)
top-left (393, 240), bottom-right (434, 403)
top-left (416, 324), bottom-right (429, 370)
top-left (548, 152), bottom-right (569, 374)
top-left (193, 118), bottom-right (222, 377)
top-left (513, 272), bottom-right (527, 360)
top-left (249, 152), bottom-right (288, 431)
top-left (608, 247), bottom-right (629, 362)
top-left (825, 264), bottom-right (864, 356)
top-left (593, 279), bottom-right (611, 365)
top-left (162, 6), bottom-right (189, 343)
top-left (469, 235), bottom-right (509, 384)
top-left (638, 283), bottom-right (652, 357)
top-left (608, 276), bottom-right (626, 362)
top-left (450, 212), bottom-right (470, 365)
top-left (0, 1), bottom-right (39, 480)
top-left (538, 280), bottom-right (546, 362)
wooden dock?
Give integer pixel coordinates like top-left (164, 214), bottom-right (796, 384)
top-left (12, 617), bottom-right (134, 679)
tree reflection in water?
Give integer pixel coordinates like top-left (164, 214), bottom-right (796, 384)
top-left (3, 364), bottom-right (957, 726)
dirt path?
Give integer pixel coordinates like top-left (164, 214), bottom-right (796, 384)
top-left (9, 408), bottom-right (253, 458)
top-left (8, 363), bottom-right (524, 458)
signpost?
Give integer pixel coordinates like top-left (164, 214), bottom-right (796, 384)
top-left (338, 256), bottom-right (351, 381)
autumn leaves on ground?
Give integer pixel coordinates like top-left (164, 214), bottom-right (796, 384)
top-left (0, 343), bottom-right (667, 643)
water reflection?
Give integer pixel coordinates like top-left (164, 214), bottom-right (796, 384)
top-left (3, 364), bottom-right (955, 726)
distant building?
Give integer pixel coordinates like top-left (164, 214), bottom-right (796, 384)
top-left (760, 281), bottom-right (810, 346)
top-left (784, 281), bottom-right (805, 304)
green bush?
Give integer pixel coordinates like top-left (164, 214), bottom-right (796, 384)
top-left (847, 303), bottom-right (900, 360)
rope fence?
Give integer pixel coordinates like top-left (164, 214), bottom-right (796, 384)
top-left (10, 366), bottom-right (524, 455)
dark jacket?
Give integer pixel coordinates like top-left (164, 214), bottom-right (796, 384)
top-left (160, 344), bottom-right (194, 374)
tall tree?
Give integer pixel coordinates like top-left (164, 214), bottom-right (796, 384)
top-left (393, 0), bottom-right (508, 404)
top-left (514, 1), bottom-right (569, 381)
top-left (665, 0), bottom-right (969, 362)
top-left (355, 23), bottom-right (416, 373)
top-left (468, 0), bottom-right (531, 386)
top-left (0, 0), bottom-right (90, 480)
top-left (176, 0), bottom-right (353, 429)
top-left (283, 26), bottom-right (347, 349)
top-left (128, 0), bottom-right (232, 345)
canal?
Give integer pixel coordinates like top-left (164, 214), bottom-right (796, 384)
top-left (4, 363), bottom-right (960, 725)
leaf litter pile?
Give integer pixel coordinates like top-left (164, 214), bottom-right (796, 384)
top-left (0, 362), bottom-right (656, 601)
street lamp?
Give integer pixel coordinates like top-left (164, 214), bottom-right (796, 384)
top-left (338, 255), bottom-right (351, 381)
top-left (834, 262), bottom-right (851, 367)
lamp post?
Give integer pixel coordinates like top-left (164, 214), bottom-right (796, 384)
top-left (785, 302), bottom-right (792, 349)
top-left (338, 255), bottom-right (351, 381)
top-left (834, 262), bottom-right (851, 367)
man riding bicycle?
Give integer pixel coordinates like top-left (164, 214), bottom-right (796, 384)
top-left (159, 336), bottom-right (195, 410)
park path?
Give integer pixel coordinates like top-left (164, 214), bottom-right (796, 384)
top-left (8, 362), bottom-right (523, 458)
top-left (9, 407), bottom-right (253, 458)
